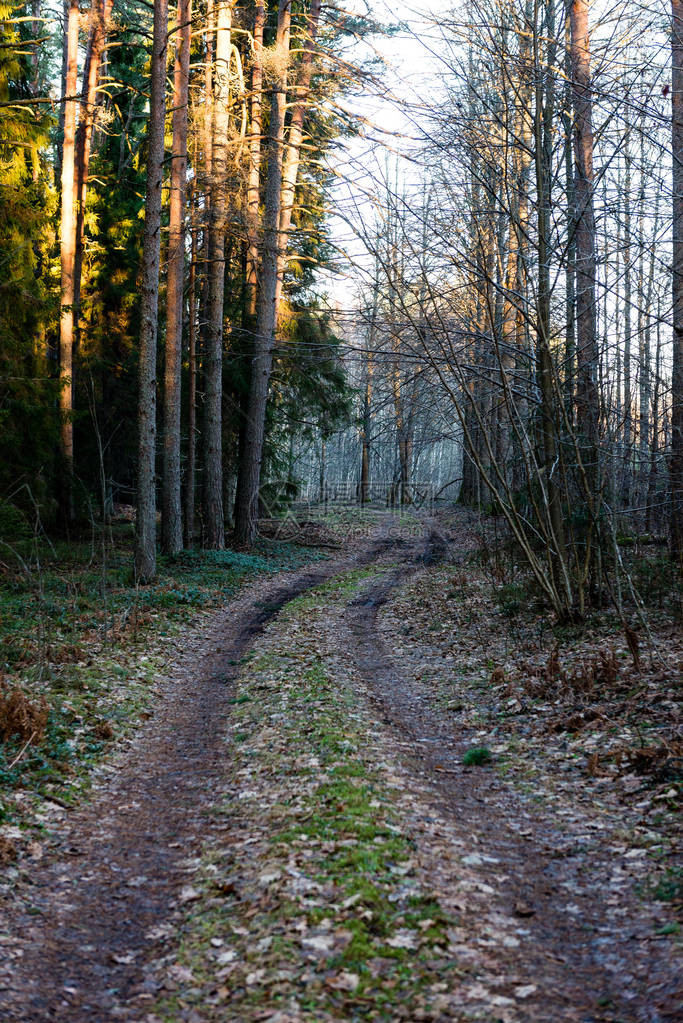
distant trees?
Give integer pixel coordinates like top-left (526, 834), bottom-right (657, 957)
top-left (342, 0), bottom-right (679, 618)
top-left (1, 0), bottom-right (680, 603)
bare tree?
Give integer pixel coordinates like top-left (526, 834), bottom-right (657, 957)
top-left (569, 0), bottom-right (600, 577)
top-left (673, 0), bottom-right (683, 563)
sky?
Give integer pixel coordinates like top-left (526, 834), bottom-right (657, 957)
top-left (321, 0), bottom-right (451, 308)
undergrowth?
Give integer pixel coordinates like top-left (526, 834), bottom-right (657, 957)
top-left (0, 520), bottom-right (325, 838)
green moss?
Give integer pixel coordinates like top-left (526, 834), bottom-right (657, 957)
top-left (463, 746), bottom-right (492, 766)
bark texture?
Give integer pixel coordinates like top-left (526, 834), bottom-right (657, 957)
top-left (246, 0), bottom-right (265, 317)
top-left (234, 0), bottom-right (291, 545)
top-left (73, 0), bottom-right (113, 351)
top-left (162, 0), bottom-right (192, 555)
top-left (135, 0), bottom-right (168, 582)
top-left (672, 0), bottom-right (683, 562)
top-left (184, 212), bottom-right (198, 548)
top-left (58, 0), bottom-right (80, 524)
top-left (202, 0), bottom-right (233, 550)
top-left (570, 0), bottom-right (600, 494)
top-left (273, 0), bottom-right (321, 312)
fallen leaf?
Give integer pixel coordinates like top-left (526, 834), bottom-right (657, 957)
top-left (386, 929), bottom-right (419, 949)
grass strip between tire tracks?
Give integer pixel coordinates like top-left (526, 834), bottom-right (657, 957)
top-left (154, 569), bottom-right (465, 1022)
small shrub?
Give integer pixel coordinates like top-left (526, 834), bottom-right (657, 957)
top-left (0, 683), bottom-right (48, 744)
top-left (651, 866), bottom-right (683, 905)
top-left (0, 834), bottom-right (17, 864)
top-left (463, 746), bottom-right (492, 766)
top-left (490, 666), bottom-right (505, 686)
top-left (494, 582), bottom-right (527, 618)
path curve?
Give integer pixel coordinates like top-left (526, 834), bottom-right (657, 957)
top-left (0, 531), bottom-right (392, 1022)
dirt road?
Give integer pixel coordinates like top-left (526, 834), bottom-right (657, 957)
top-left (0, 517), bottom-right (679, 1022)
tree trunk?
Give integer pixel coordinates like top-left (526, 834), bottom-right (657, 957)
top-left (639, 185), bottom-right (659, 524)
top-left (646, 306), bottom-right (662, 535)
top-left (672, 0), bottom-right (683, 562)
top-left (202, 0), bottom-right (233, 549)
top-left (360, 298), bottom-right (376, 503)
top-left (73, 0), bottom-right (114, 355)
top-left (622, 129), bottom-right (633, 506)
top-left (534, 0), bottom-right (568, 600)
top-left (273, 0), bottom-right (322, 312)
top-left (563, 9), bottom-right (576, 420)
top-left (135, 0), bottom-right (168, 581)
top-left (162, 0), bottom-right (192, 554)
top-left (246, 0), bottom-right (265, 317)
top-left (319, 437), bottom-right (326, 504)
top-left (58, 0), bottom-right (80, 526)
top-left (56, 0), bottom-right (70, 183)
top-left (184, 206), bottom-right (198, 548)
top-left (234, 0), bottom-right (291, 545)
top-left (570, 0), bottom-right (600, 592)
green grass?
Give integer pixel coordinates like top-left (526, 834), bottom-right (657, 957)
top-left (462, 746), bottom-right (492, 766)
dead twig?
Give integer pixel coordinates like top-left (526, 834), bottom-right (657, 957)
top-left (7, 730), bottom-right (36, 771)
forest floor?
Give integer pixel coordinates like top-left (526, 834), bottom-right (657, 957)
top-left (0, 508), bottom-right (680, 1022)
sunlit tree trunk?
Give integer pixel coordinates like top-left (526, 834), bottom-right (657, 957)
top-left (274, 0), bottom-right (321, 312)
top-left (162, 0), bottom-right (192, 554)
top-left (203, 0), bottom-right (233, 549)
top-left (234, 0), bottom-right (291, 545)
top-left (246, 0), bottom-right (265, 317)
top-left (56, 0), bottom-right (70, 183)
top-left (184, 203), bottom-right (198, 548)
top-left (135, 0), bottom-right (168, 581)
top-left (73, 0), bottom-right (114, 353)
top-left (58, 0), bottom-right (80, 526)
top-left (198, 0), bottom-right (214, 391)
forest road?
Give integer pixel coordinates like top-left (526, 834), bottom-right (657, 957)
top-left (1, 514), bottom-right (680, 1023)
top-left (343, 521), bottom-right (681, 1023)
top-left (0, 523), bottom-right (403, 1023)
